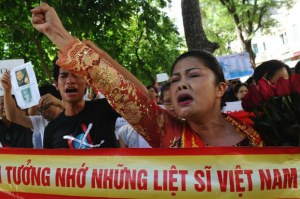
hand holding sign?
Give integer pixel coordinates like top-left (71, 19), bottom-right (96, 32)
top-left (0, 72), bottom-right (12, 95)
top-left (10, 62), bottom-right (40, 109)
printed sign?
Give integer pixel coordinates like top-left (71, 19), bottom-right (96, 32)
top-left (0, 147), bottom-right (299, 198)
top-left (0, 59), bottom-right (24, 96)
top-left (10, 62), bottom-right (40, 109)
top-left (222, 101), bottom-right (243, 113)
top-left (217, 52), bottom-right (253, 80)
top-left (156, 73), bottom-right (169, 83)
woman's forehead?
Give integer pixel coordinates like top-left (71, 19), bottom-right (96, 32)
top-left (171, 65), bottom-right (206, 75)
top-left (239, 85), bottom-right (248, 90)
top-left (173, 57), bottom-right (206, 71)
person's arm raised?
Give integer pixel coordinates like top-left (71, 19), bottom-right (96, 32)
top-left (31, 4), bottom-right (170, 147)
top-left (54, 40), bottom-right (169, 148)
top-left (0, 72), bottom-right (33, 129)
top-left (31, 4), bottom-right (147, 94)
top-left (83, 40), bottom-right (147, 94)
top-left (31, 3), bottom-right (74, 49)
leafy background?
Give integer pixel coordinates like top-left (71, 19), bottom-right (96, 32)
top-left (0, 0), bottom-right (185, 86)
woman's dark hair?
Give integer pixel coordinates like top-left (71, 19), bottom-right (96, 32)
top-left (245, 76), bottom-right (255, 86)
top-left (159, 82), bottom-right (171, 101)
top-left (171, 50), bottom-right (225, 85)
top-left (233, 83), bottom-right (248, 95)
top-left (253, 60), bottom-right (292, 83)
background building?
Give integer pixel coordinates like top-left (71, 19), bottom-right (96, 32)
top-left (250, 0), bottom-right (300, 68)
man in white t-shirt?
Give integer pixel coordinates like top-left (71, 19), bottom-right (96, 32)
top-left (117, 123), bottom-right (151, 148)
top-left (1, 72), bottom-right (64, 148)
top-left (115, 117), bottom-right (151, 148)
top-left (30, 115), bottom-right (48, 148)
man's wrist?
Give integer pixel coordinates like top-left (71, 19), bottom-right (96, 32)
top-left (46, 25), bottom-right (74, 49)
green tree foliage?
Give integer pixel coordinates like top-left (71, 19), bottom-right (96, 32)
top-left (0, 0), bottom-right (184, 85)
top-left (199, 0), bottom-right (294, 66)
top-left (200, 0), bottom-right (236, 56)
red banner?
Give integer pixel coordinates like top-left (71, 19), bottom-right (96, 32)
top-left (0, 147), bottom-right (299, 199)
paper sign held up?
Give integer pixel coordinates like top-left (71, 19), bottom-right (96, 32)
top-left (217, 52), bottom-right (253, 80)
top-left (0, 59), bottom-right (24, 96)
top-left (10, 62), bottom-right (40, 109)
top-left (156, 73), bottom-right (169, 83)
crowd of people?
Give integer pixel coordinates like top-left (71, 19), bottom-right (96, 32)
top-left (0, 3), bottom-right (299, 148)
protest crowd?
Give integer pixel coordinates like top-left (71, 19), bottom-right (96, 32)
top-left (0, 3), bottom-right (299, 149)
top-left (0, 4), bottom-right (299, 199)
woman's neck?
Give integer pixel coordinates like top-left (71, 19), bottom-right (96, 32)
top-left (188, 113), bottom-right (226, 140)
top-left (188, 113), bottom-right (246, 146)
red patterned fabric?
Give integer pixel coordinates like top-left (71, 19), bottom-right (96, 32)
top-left (227, 111), bottom-right (254, 126)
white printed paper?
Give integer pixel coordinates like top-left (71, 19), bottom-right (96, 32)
top-left (222, 101), bottom-right (243, 113)
top-left (10, 62), bottom-right (40, 109)
top-left (217, 52), bottom-right (254, 80)
top-left (0, 59), bottom-right (24, 96)
top-left (156, 73), bottom-right (169, 83)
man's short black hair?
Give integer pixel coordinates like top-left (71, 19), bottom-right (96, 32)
top-left (53, 62), bottom-right (60, 82)
top-left (39, 84), bottom-right (61, 100)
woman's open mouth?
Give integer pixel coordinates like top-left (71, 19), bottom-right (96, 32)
top-left (177, 93), bottom-right (193, 106)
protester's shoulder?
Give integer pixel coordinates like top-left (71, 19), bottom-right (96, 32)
top-left (119, 124), bottom-right (135, 133)
top-left (115, 117), bottom-right (128, 127)
top-left (89, 98), bottom-right (110, 106)
top-left (225, 111), bottom-right (254, 127)
top-left (85, 99), bottom-right (110, 112)
top-left (44, 112), bottom-right (65, 129)
top-left (88, 99), bottom-right (120, 117)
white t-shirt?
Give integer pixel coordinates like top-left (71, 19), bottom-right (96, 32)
top-left (29, 115), bottom-right (48, 148)
top-left (114, 117), bottom-right (129, 139)
top-left (117, 124), bottom-right (151, 148)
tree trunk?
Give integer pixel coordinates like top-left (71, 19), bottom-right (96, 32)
top-left (181, 0), bottom-right (219, 52)
top-left (235, 26), bottom-right (256, 67)
top-left (244, 40), bottom-right (256, 67)
top-left (219, 0), bottom-right (257, 68)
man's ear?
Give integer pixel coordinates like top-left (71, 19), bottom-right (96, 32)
top-left (216, 82), bottom-right (227, 97)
